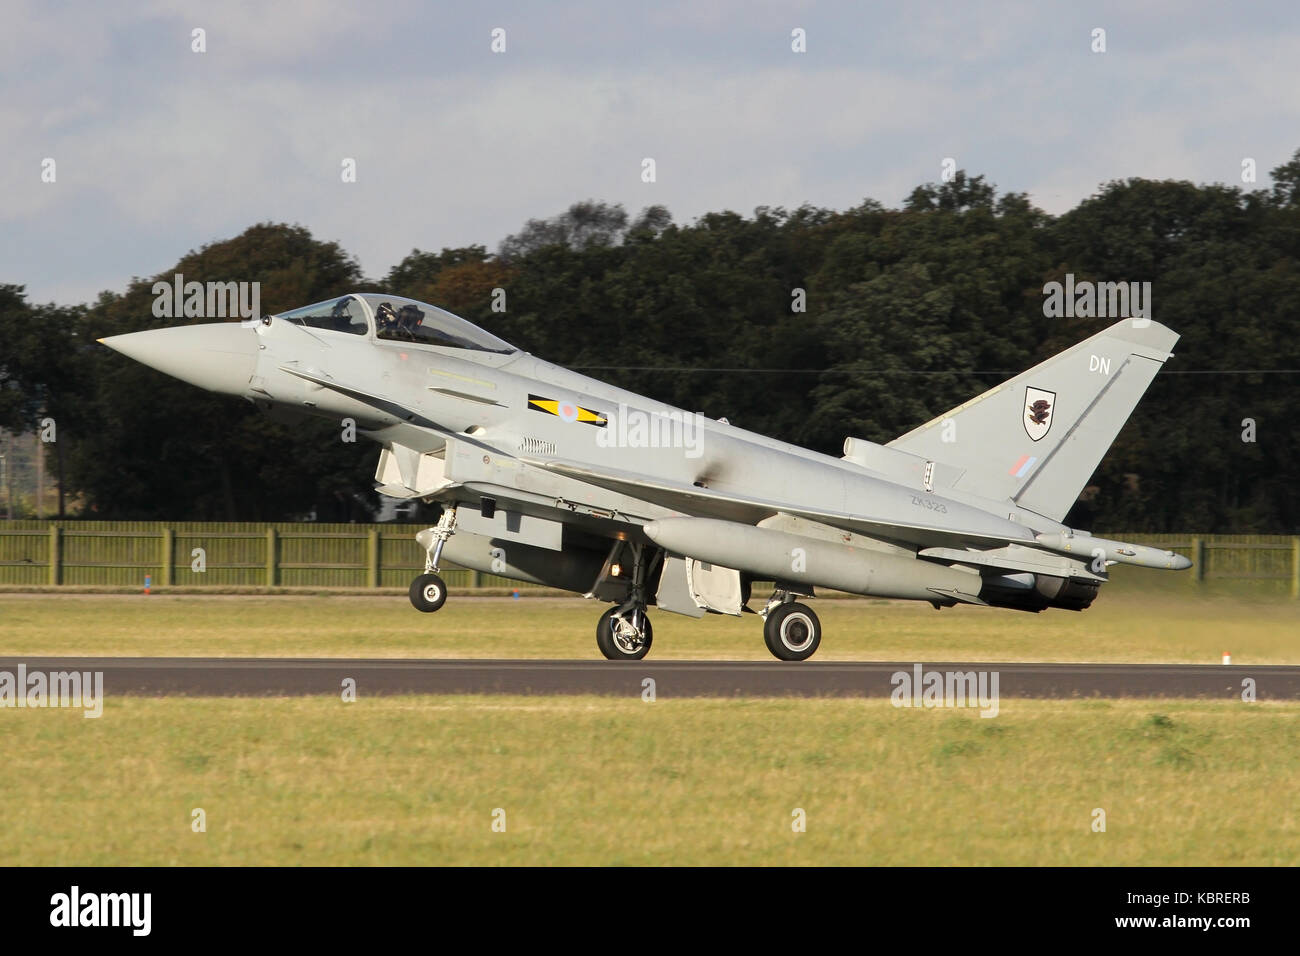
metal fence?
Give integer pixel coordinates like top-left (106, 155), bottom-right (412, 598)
top-left (1094, 533), bottom-right (1300, 592)
top-left (0, 521), bottom-right (515, 590)
top-left (0, 521), bottom-right (1297, 596)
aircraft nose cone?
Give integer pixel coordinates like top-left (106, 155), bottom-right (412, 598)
top-left (1171, 553), bottom-right (1193, 571)
top-left (99, 323), bottom-right (258, 396)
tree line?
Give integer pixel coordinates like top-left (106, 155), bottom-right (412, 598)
top-left (3, 154), bottom-right (1298, 531)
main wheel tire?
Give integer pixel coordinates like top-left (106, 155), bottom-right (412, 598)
top-left (409, 573), bottom-right (448, 612)
top-left (763, 602), bottom-right (821, 661)
top-left (596, 607), bottom-right (653, 661)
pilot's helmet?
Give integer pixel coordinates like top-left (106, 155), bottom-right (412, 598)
top-left (331, 297), bottom-right (353, 317)
top-left (375, 302), bottom-right (397, 325)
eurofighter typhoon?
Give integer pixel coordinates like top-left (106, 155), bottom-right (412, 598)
top-left (101, 294), bottom-right (1190, 661)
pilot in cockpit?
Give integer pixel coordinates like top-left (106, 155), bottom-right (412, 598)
top-left (396, 304), bottom-right (424, 340)
top-left (375, 301), bottom-right (399, 337)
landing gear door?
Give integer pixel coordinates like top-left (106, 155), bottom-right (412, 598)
top-left (375, 442), bottom-right (453, 499)
top-left (686, 560), bottom-right (744, 616)
top-left (654, 555), bottom-right (706, 618)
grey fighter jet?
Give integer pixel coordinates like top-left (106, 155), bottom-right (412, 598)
top-left (101, 293), bottom-right (1191, 661)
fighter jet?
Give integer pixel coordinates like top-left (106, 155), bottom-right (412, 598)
top-left (100, 293), bottom-right (1191, 661)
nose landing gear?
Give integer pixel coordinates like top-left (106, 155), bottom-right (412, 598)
top-left (410, 506), bottom-right (457, 613)
top-left (409, 572), bottom-right (448, 613)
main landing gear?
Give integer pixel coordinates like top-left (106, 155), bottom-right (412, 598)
top-left (596, 605), bottom-right (654, 660)
top-left (408, 513), bottom-right (824, 662)
top-left (593, 540), bottom-right (655, 660)
top-left (760, 590), bottom-right (822, 661)
top-left (410, 506), bottom-right (457, 613)
top-left (594, 588), bottom-right (822, 662)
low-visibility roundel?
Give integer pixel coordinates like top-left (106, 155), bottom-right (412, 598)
top-left (527, 394), bottom-right (608, 427)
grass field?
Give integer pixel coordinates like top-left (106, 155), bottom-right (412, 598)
top-left (2, 696), bottom-right (1296, 866)
top-left (3, 583), bottom-right (1297, 866)
top-left (1, 580), bottom-right (1296, 662)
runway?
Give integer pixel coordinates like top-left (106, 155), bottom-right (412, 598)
top-left (2, 658), bottom-right (1298, 699)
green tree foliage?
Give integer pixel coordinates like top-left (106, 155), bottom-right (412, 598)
top-left (803, 185), bottom-right (1051, 451)
top-left (9, 156), bottom-right (1300, 530)
top-left (0, 285), bottom-right (86, 515)
top-left (1046, 174), bottom-right (1300, 531)
top-left (0, 285), bottom-right (83, 433)
top-left (384, 245), bottom-right (490, 302)
top-left (66, 224), bottom-right (375, 520)
top-left (497, 200), bottom-right (631, 261)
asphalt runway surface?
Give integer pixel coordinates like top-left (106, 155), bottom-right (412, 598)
top-left (2, 658), bottom-right (1298, 699)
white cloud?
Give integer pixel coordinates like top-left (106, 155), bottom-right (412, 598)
top-left (2, 1), bottom-right (1298, 303)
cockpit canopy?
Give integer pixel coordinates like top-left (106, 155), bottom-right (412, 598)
top-left (275, 293), bottom-right (515, 354)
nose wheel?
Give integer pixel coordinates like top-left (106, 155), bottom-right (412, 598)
top-left (409, 572), bottom-right (448, 613)
top-left (411, 507), bottom-right (457, 613)
top-left (597, 606), bottom-right (653, 660)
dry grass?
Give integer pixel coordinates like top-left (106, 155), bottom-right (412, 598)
top-left (0, 579), bottom-right (1295, 663)
top-left (1, 696), bottom-right (1296, 866)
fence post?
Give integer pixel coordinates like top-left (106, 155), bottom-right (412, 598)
top-left (48, 525), bottom-right (61, 586)
top-left (1291, 537), bottom-right (1299, 600)
top-left (160, 527), bottom-right (174, 587)
top-left (265, 528), bottom-right (278, 587)
top-left (1190, 537), bottom-right (1204, 584)
top-left (473, 570), bottom-right (483, 588)
top-left (367, 529), bottom-right (380, 588)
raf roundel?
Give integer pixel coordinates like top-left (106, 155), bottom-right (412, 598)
top-left (527, 394), bottom-right (608, 427)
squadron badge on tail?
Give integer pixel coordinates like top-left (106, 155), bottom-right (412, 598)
top-left (1023, 387), bottom-right (1055, 441)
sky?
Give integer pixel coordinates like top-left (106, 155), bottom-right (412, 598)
top-left (2, 0), bottom-right (1298, 306)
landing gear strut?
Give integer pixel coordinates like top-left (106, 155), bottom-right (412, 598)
top-left (410, 506), bottom-right (457, 613)
top-left (595, 541), bottom-right (654, 660)
top-left (760, 589), bottom-right (821, 661)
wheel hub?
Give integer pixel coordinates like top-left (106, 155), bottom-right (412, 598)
top-left (782, 614), bottom-right (813, 650)
top-left (611, 615), bottom-right (645, 654)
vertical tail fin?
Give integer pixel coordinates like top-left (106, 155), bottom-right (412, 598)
top-left (886, 319), bottom-right (1179, 521)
